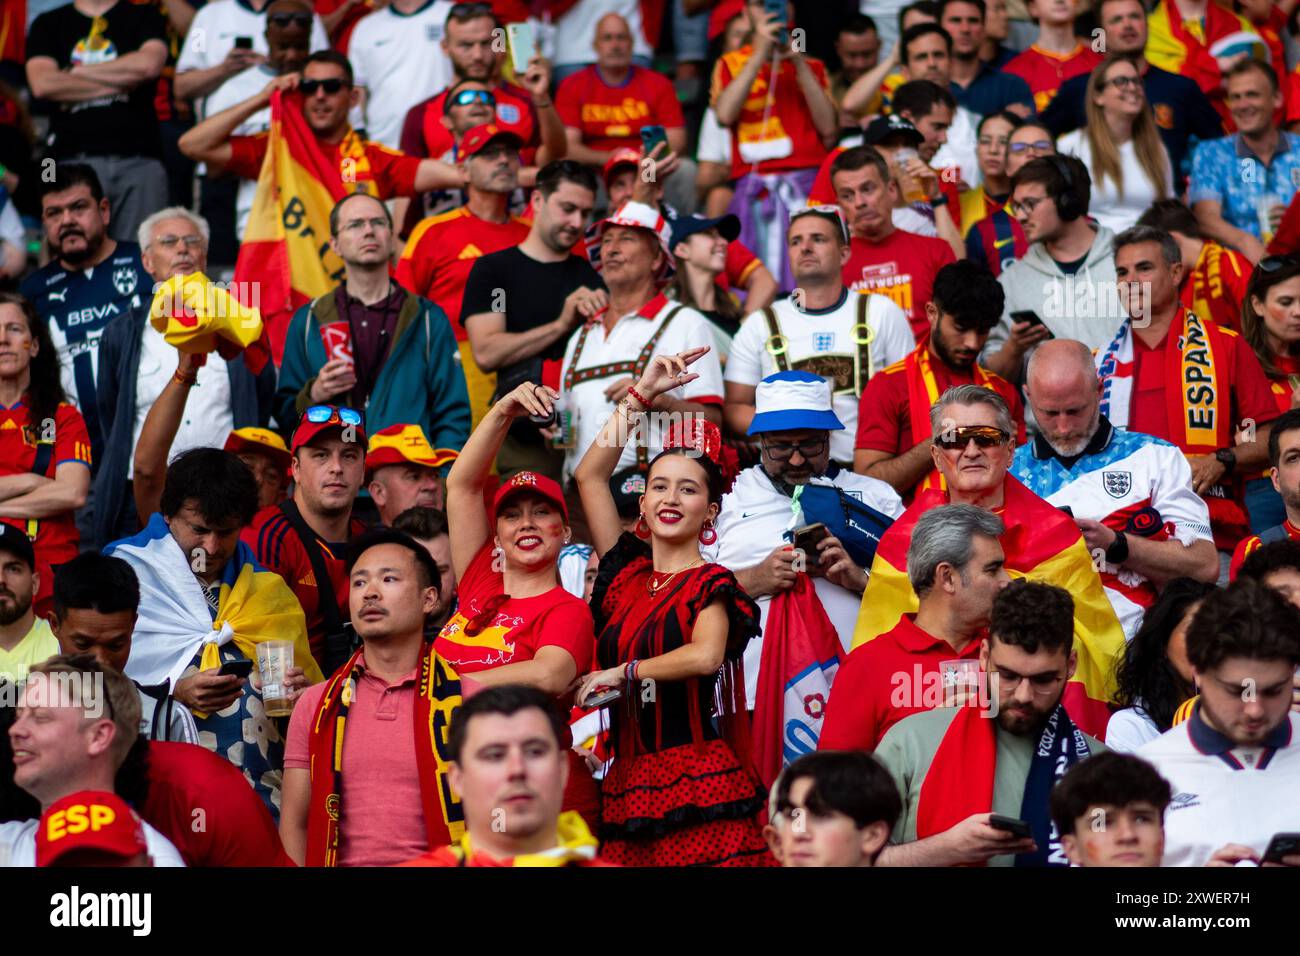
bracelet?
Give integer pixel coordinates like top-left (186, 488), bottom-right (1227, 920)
top-left (172, 369), bottom-right (198, 387)
top-left (930, 193), bottom-right (948, 207)
top-left (626, 385), bottom-right (651, 409)
top-left (626, 659), bottom-right (639, 684)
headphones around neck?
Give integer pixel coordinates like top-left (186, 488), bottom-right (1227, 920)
top-left (1044, 154), bottom-right (1083, 222)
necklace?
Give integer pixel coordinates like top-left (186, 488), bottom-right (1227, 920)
top-left (646, 557), bottom-right (704, 594)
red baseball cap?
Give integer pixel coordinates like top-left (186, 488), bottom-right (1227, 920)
top-left (460, 123), bottom-right (525, 159)
top-left (492, 470), bottom-right (568, 522)
top-left (290, 405), bottom-right (367, 454)
top-left (365, 423), bottom-right (459, 475)
top-left (603, 147), bottom-right (641, 185)
top-left (36, 791), bottom-right (149, 867)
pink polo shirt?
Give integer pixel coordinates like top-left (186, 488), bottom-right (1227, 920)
top-left (285, 663), bottom-right (427, 867)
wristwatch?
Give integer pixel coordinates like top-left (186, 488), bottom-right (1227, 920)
top-left (930, 192), bottom-right (948, 207)
top-left (1105, 530), bottom-right (1129, 565)
top-left (1215, 447), bottom-right (1237, 477)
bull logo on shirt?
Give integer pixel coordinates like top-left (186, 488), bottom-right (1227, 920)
top-left (1102, 471), bottom-right (1132, 499)
top-left (112, 267), bottom-right (137, 297)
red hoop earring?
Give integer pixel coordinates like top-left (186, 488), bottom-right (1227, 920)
top-left (634, 514), bottom-right (652, 539)
top-left (699, 520), bottom-right (717, 546)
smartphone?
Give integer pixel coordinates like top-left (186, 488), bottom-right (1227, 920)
top-left (791, 522), bottom-right (830, 556)
top-left (1262, 832), bottom-right (1300, 864)
top-left (218, 659), bottom-right (254, 679)
top-left (582, 687), bottom-right (623, 709)
top-left (639, 124), bottom-right (668, 158)
top-left (233, 36), bottom-right (253, 50)
top-left (1009, 310), bottom-right (1045, 328)
top-left (763, 0), bottom-right (789, 44)
top-left (988, 814), bottom-right (1032, 839)
top-left (506, 22), bottom-right (535, 76)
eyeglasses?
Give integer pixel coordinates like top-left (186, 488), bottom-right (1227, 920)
top-left (268, 12), bottom-right (313, 27)
top-left (1105, 75), bottom-right (1141, 90)
top-left (1007, 140), bottom-right (1053, 154)
top-left (450, 88), bottom-right (495, 108)
top-left (300, 77), bottom-right (347, 96)
top-left (761, 436), bottom-right (827, 461)
top-left (463, 593), bottom-right (510, 637)
top-left (1009, 194), bottom-right (1046, 216)
top-left (153, 234), bottom-right (205, 249)
top-left (340, 216), bottom-right (390, 233)
top-left (934, 425), bottom-right (1010, 450)
top-left (304, 405), bottom-right (363, 427)
top-left (991, 666), bottom-right (1067, 695)
top-left (1259, 254), bottom-right (1300, 273)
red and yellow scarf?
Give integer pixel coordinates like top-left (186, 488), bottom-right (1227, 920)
top-left (305, 643), bottom-right (464, 867)
top-left (1185, 241), bottom-right (1249, 333)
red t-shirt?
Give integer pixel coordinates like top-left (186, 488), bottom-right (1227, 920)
top-left (808, 145), bottom-right (961, 211)
top-left (241, 506), bottom-right (369, 668)
top-left (0, 401), bottom-right (90, 613)
top-left (399, 82), bottom-right (539, 162)
top-left (395, 208), bottom-right (532, 341)
top-left (555, 65), bottom-right (685, 153)
top-left (314, 0), bottom-right (367, 53)
top-left (1004, 44), bottom-right (1102, 113)
top-left (1230, 519), bottom-right (1300, 580)
top-left (434, 542), bottom-right (594, 676)
top-left (140, 741), bottom-right (293, 866)
top-left (818, 615), bottom-right (982, 752)
top-left (710, 46), bottom-right (830, 178)
top-left (722, 240), bottom-right (761, 292)
top-left (842, 231), bottom-right (956, 342)
top-left (225, 131), bottom-right (422, 200)
top-left (855, 347), bottom-right (1025, 455)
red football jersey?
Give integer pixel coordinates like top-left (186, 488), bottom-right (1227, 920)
top-left (842, 231), bottom-right (956, 342)
top-left (555, 65), bottom-right (685, 153)
top-left (1004, 44), bottom-right (1102, 113)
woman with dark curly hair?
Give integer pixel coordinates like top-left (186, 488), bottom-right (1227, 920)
top-left (0, 291), bottom-right (91, 619)
top-left (1107, 578), bottom-right (1217, 752)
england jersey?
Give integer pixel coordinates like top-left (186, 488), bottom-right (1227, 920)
top-left (20, 243), bottom-right (148, 463)
top-left (1010, 420), bottom-right (1212, 639)
top-left (1139, 710), bottom-right (1300, 867)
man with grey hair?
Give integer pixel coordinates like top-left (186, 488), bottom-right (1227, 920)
top-left (93, 207), bottom-right (275, 549)
top-left (821, 504), bottom-right (1009, 752)
top-left (1012, 338), bottom-right (1218, 638)
top-left (1097, 224), bottom-right (1280, 569)
top-left (853, 382), bottom-right (1128, 739)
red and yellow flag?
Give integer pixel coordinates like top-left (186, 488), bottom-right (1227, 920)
top-left (0, 1), bottom-right (24, 64)
top-left (233, 90), bottom-right (370, 364)
top-left (851, 475), bottom-right (1126, 739)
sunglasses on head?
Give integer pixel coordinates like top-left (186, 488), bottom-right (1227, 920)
top-left (449, 2), bottom-right (493, 16)
top-left (450, 88), bottom-right (495, 108)
top-left (1258, 254), bottom-right (1300, 274)
top-left (304, 405), bottom-right (363, 427)
top-left (300, 77), bottom-right (346, 96)
top-left (269, 12), bottom-right (313, 27)
top-left (935, 425), bottom-right (1011, 450)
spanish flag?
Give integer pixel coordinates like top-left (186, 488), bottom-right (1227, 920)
top-left (234, 90), bottom-right (367, 364)
top-left (0, 0), bottom-right (23, 65)
top-left (1145, 0), bottom-right (1256, 125)
top-left (851, 476), bottom-right (1125, 739)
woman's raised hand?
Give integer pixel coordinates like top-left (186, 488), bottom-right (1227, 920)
top-left (633, 346), bottom-right (711, 405)
top-left (498, 381), bottom-right (559, 420)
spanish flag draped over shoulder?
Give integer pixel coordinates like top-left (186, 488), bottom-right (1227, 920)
top-left (106, 513), bottom-right (322, 692)
top-left (851, 476), bottom-right (1125, 739)
top-left (1145, 0), bottom-right (1255, 103)
top-left (234, 90), bottom-right (365, 364)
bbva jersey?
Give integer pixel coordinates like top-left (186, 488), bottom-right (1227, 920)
top-left (1010, 423), bottom-right (1212, 639)
top-left (20, 242), bottom-right (148, 461)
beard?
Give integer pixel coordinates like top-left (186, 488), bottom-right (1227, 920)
top-left (0, 587), bottom-right (33, 625)
top-left (930, 327), bottom-right (975, 369)
top-left (1041, 405), bottom-right (1101, 459)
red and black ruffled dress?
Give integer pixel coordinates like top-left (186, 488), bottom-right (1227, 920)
top-left (591, 532), bottom-right (773, 867)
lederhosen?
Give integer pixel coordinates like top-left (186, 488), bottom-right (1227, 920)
top-left (759, 294), bottom-right (876, 395)
top-left (562, 305), bottom-right (685, 468)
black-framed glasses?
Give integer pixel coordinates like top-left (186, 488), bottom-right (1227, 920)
top-left (450, 88), bottom-right (495, 108)
top-left (154, 234), bottom-right (205, 249)
top-left (934, 425), bottom-right (1010, 450)
top-left (300, 77), bottom-right (346, 96)
top-left (761, 436), bottom-right (827, 461)
top-left (990, 666), bottom-right (1067, 695)
top-left (1105, 75), bottom-right (1141, 90)
top-left (1008, 140), bottom-right (1053, 154)
top-left (1009, 194), bottom-right (1046, 216)
top-left (1259, 254), bottom-right (1300, 273)
top-left (269, 12), bottom-right (312, 27)
top-left (304, 405), bottom-right (363, 427)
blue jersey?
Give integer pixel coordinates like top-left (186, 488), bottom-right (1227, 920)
top-left (20, 242), bottom-right (149, 463)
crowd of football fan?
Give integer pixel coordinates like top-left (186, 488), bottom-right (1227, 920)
top-left (0, 0), bottom-right (1296, 869)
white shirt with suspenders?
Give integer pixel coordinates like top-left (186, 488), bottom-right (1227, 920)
top-left (725, 288), bottom-right (914, 463)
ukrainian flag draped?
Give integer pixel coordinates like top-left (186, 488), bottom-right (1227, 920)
top-left (106, 513), bottom-right (322, 692)
top-left (233, 90), bottom-right (363, 363)
top-left (851, 476), bottom-right (1126, 739)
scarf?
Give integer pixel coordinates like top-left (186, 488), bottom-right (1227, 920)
top-left (108, 513), bottom-right (321, 696)
top-left (442, 811), bottom-right (600, 867)
top-left (305, 643), bottom-right (464, 867)
top-left (904, 340), bottom-right (1002, 493)
top-left (1185, 242), bottom-right (1248, 332)
top-left (916, 701), bottom-right (1090, 867)
top-left (1096, 311), bottom-right (1232, 455)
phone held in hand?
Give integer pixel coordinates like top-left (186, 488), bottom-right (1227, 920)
top-left (790, 522), bottom-right (829, 557)
top-left (988, 814), bottom-right (1032, 839)
top-left (506, 22), bottom-right (535, 76)
top-left (234, 36), bottom-right (253, 50)
top-left (218, 659), bottom-right (254, 679)
top-left (1009, 310), bottom-right (1050, 333)
top-left (1262, 832), bottom-right (1300, 864)
top-left (583, 687), bottom-right (623, 709)
top-left (639, 124), bottom-right (668, 158)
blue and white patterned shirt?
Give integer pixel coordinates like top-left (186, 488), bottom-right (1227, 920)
top-left (1188, 131), bottom-right (1300, 238)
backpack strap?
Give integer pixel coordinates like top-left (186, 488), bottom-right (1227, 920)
top-left (762, 306), bottom-right (790, 372)
top-left (277, 499), bottom-right (355, 674)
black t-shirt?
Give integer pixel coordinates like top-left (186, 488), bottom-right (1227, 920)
top-left (27, 1), bottom-right (168, 159)
top-left (463, 246), bottom-right (604, 444)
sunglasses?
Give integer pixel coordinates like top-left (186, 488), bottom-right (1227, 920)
top-left (463, 593), bottom-right (510, 637)
top-left (790, 205), bottom-right (849, 243)
top-left (304, 405), bottom-right (363, 427)
top-left (934, 425), bottom-right (1011, 450)
top-left (761, 436), bottom-right (827, 461)
top-left (300, 77), bottom-right (347, 96)
top-left (269, 12), bottom-right (312, 27)
top-left (449, 2), bottom-right (493, 16)
top-left (1259, 254), bottom-right (1300, 273)
top-left (450, 88), bottom-right (495, 108)
top-left (1008, 140), bottom-right (1053, 154)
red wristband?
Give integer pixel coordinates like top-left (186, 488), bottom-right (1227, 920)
top-left (627, 386), bottom-right (651, 409)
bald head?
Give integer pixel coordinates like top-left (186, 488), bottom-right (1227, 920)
top-left (594, 13), bottom-right (634, 71)
top-left (1026, 339), bottom-right (1103, 458)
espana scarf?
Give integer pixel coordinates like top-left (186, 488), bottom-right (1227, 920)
top-left (305, 643), bottom-right (464, 867)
